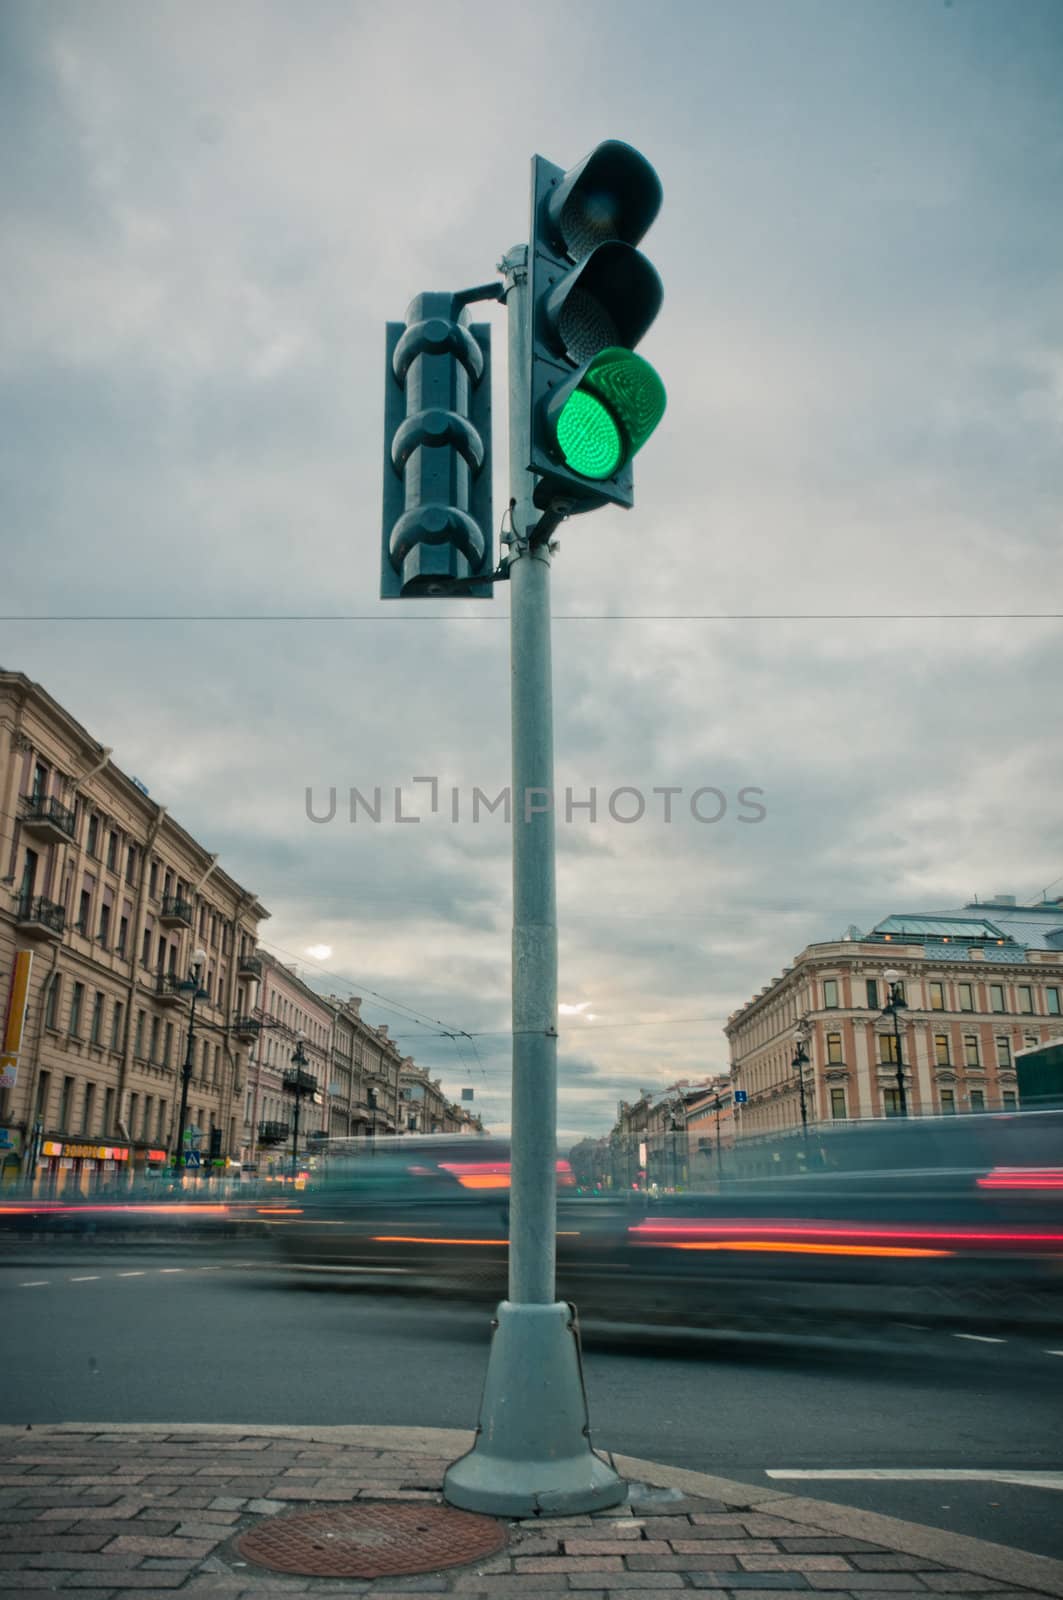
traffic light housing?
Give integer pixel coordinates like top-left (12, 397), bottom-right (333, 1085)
top-left (526, 141), bottom-right (666, 516)
top-left (381, 292), bottom-right (494, 597)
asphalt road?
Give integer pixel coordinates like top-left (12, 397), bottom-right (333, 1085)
top-left (4, 1239), bottom-right (1063, 1561)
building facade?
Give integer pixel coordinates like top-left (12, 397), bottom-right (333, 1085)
top-left (0, 670), bottom-right (268, 1188)
top-left (726, 897), bottom-right (1063, 1136)
top-left (239, 951), bottom-right (336, 1171)
top-left (609, 1078), bottom-right (728, 1190)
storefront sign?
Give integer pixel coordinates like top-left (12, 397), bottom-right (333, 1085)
top-left (42, 1141), bottom-right (130, 1162)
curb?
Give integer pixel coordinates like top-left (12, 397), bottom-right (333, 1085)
top-left (5, 1422), bottom-right (1062, 1596)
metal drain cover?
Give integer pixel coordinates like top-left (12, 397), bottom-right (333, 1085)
top-left (236, 1500), bottom-right (508, 1578)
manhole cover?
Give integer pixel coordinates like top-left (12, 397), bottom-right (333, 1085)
top-left (235, 1501), bottom-right (508, 1578)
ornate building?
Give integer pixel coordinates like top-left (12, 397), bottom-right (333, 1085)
top-left (725, 897), bottom-right (1063, 1135)
top-left (0, 670), bottom-right (268, 1187)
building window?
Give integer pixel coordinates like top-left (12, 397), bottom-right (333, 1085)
top-left (134, 1010), bottom-right (146, 1059)
top-left (34, 1070), bottom-right (51, 1124)
top-left (879, 1032), bottom-right (899, 1064)
top-left (969, 1089), bottom-right (985, 1112)
top-left (1048, 987), bottom-right (1061, 1016)
top-left (934, 1033), bottom-right (950, 1066)
top-left (830, 1087), bottom-right (847, 1119)
top-left (157, 1100), bottom-right (168, 1142)
top-left (958, 983), bottom-right (973, 1012)
top-left (883, 1087), bottom-right (901, 1116)
top-left (31, 760), bottom-right (48, 801)
top-left (126, 846), bottom-right (138, 886)
top-left (97, 902), bottom-right (111, 947)
top-left (164, 1022), bottom-right (174, 1067)
top-left (141, 927), bottom-right (152, 966)
top-left (86, 814), bottom-right (100, 857)
top-left (117, 915), bottom-right (128, 956)
top-left (865, 979), bottom-right (878, 1009)
top-left (111, 1001), bottom-right (124, 1052)
top-left (129, 1093), bottom-right (138, 1137)
top-left (77, 888), bottom-right (91, 934)
top-left (142, 1095), bottom-right (153, 1140)
top-left (990, 984), bottom-right (1005, 1013)
top-left (964, 1035), bottom-right (980, 1067)
top-left (69, 983), bottom-right (84, 1036)
top-left (149, 860), bottom-right (159, 899)
top-left (929, 982), bottom-right (944, 1011)
top-left (81, 1083), bottom-right (95, 1135)
top-left (823, 979), bottom-right (839, 1009)
top-left (90, 992), bottom-right (104, 1046)
top-left (44, 975), bottom-right (61, 1031)
top-left (1018, 985), bottom-right (1034, 1014)
top-left (60, 1075), bottom-right (75, 1127)
top-left (106, 831), bottom-right (118, 871)
top-left (997, 1036), bottom-right (1012, 1067)
top-left (940, 1088), bottom-right (956, 1114)
top-left (150, 1016), bottom-right (161, 1063)
top-left (103, 1086), bottom-right (114, 1135)
top-left (1002, 1090), bottom-right (1017, 1110)
top-left (826, 1032), bottom-right (843, 1064)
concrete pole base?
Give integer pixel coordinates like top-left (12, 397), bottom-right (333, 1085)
top-left (442, 1300), bottom-right (626, 1517)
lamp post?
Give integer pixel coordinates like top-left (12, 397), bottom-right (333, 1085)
top-left (881, 968), bottom-right (909, 1117)
top-left (712, 1095), bottom-right (723, 1184)
top-left (791, 1025), bottom-right (811, 1138)
top-left (172, 949), bottom-right (208, 1178)
top-left (284, 1033), bottom-right (316, 1179)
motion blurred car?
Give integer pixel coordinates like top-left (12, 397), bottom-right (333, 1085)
top-left (268, 1118), bottom-right (1063, 1335)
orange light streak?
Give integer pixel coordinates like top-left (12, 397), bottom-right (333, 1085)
top-left (669, 1240), bottom-right (953, 1258)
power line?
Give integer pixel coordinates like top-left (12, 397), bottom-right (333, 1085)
top-left (1, 612), bottom-right (1060, 623)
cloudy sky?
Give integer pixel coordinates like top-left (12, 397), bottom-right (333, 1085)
top-left (3, 0), bottom-right (1061, 1143)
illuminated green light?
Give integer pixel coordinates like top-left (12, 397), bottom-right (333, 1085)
top-left (550, 347), bottom-right (666, 482)
top-left (555, 389), bottom-right (623, 479)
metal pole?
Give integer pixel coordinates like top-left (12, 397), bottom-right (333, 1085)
top-left (714, 1099), bottom-right (723, 1185)
top-left (794, 1047), bottom-right (809, 1136)
top-left (291, 1090), bottom-right (300, 1176)
top-left (444, 241), bottom-right (624, 1517)
top-left (893, 1003), bottom-right (908, 1117)
top-left (172, 983), bottom-right (198, 1178)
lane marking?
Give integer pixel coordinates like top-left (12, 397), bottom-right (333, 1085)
top-left (766, 1470), bottom-right (1063, 1491)
top-left (20, 1280), bottom-right (48, 1287)
top-left (118, 1271), bottom-right (146, 1277)
top-left (70, 1275), bottom-right (100, 1282)
top-left (953, 1333), bottom-right (1005, 1343)
top-left (159, 1268), bottom-right (184, 1274)
top-left (1045, 1350), bottom-right (1063, 1357)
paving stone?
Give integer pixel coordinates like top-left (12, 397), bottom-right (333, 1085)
top-left (209, 1497), bottom-right (248, 1510)
top-left (850, 1557), bottom-right (948, 1573)
top-left (24, 1550), bottom-right (142, 1569)
top-left (569, 1577), bottom-right (684, 1590)
top-left (625, 1553), bottom-right (740, 1572)
top-left (0, 1532), bottom-right (112, 1551)
top-left (688, 1576), bottom-right (810, 1590)
top-left (917, 1580), bottom-right (1012, 1593)
top-left (360, 1579), bottom-right (450, 1592)
top-left (0, 1576), bottom-right (78, 1590)
top-left (516, 1515), bottom-right (594, 1528)
top-left (605, 1591), bottom-right (694, 1600)
top-left (247, 1498), bottom-right (287, 1514)
top-left (671, 1542), bottom-right (782, 1555)
top-left (804, 1577), bottom-right (934, 1591)
top-left (515, 1556), bottom-right (625, 1573)
top-left (103, 1534), bottom-right (219, 1557)
top-left (736, 1557), bottom-right (852, 1572)
top-left (739, 1521), bottom-right (839, 1539)
top-left (565, 1540), bottom-right (673, 1557)
top-left (37, 1499), bottom-right (152, 1521)
top-left (62, 1574), bottom-right (190, 1589)
top-left (452, 1575), bottom-right (604, 1594)
top-left (779, 1542), bottom-right (891, 1555)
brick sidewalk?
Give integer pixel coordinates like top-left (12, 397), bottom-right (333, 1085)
top-left (0, 1426), bottom-right (1060, 1600)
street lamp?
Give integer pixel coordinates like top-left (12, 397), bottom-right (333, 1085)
top-left (880, 968), bottom-right (909, 1117)
top-left (711, 1095), bottom-right (723, 1184)
top-left (172, 948), bottom-right (208, 1178)
top-left (791, 1025), bottom-right (811, 1137)
top-left (284, 1032), bottom-right (316, 1178)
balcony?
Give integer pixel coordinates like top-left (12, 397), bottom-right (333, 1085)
top-left (238, 954), bottom-right (263, 981)
top-left (159, 895), bottom-right (193, 930)
top-left (283, 1066), bottom-right (318, 1098)
top-left (232, 1016), bottom-right (261, 1044)
top-left (155, 971), bottom-right (192, 1007)
top-left (257, 1121), bottom-right (290, 1145)
top-left (21, 795), bottom-right (76, 845)
top-left (15, 895), bottom-right (65, 940)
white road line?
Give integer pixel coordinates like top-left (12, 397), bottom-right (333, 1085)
top-left (766, 1470), bottom-right (1063, 1491)
top-left (70, 1275), bottom-right (100, 1282)
top-left (1045, 1349), bottom-right (1063, 1357)
top-left (159, 1267), bottom-right (184, 1273)
top-left (953, 1333), bottom-right (1006, 1343)
top-left (118, 1270), bottom-right (146, 1277)
top-left (20, 1280), bottom-right (49, 1287)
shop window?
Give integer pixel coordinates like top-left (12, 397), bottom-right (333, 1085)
top-left (830, 1087), bottom-right (847, 1119)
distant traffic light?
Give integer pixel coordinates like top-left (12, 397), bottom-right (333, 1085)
top-left (381, 292), bottom-right (494, 598)
top-left (525, 140), bottom-right (666, 516)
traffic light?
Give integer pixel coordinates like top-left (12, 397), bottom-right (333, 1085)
top-left (381, 292), bottom-right (494, 597)
top-left (526, 140), bottom-right (666, 516)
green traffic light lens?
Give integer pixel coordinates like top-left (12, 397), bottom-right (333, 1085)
top-left (551, 348), bottom-right (666, 482)
top-left (555, 388), bottom-right (623, 480)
